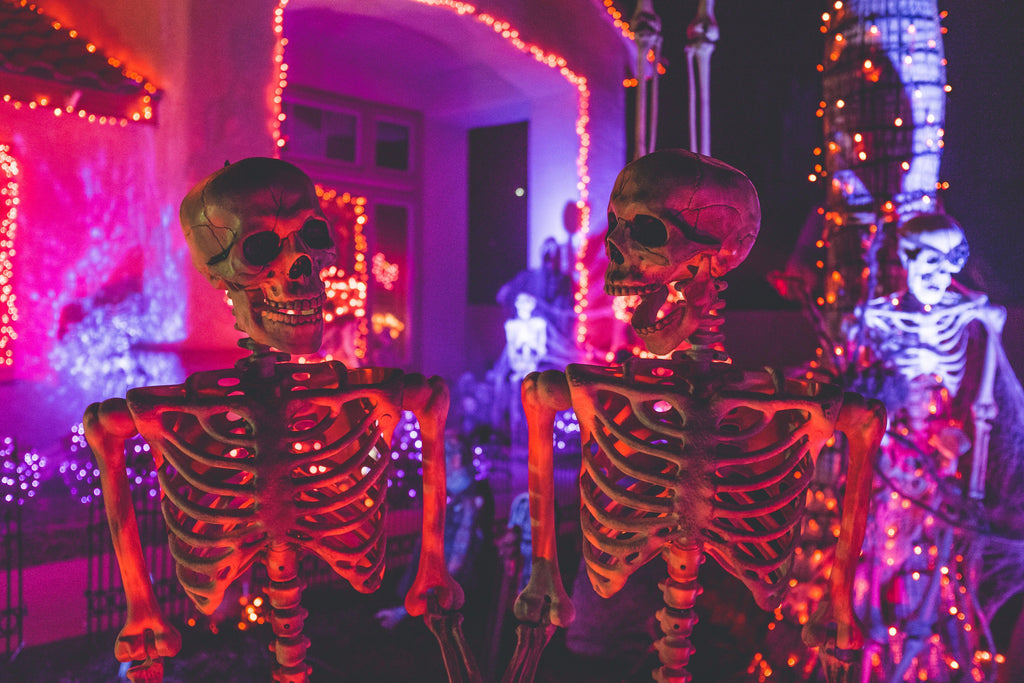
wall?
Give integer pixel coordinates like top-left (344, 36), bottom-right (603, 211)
top-left (279, 0), bottom-right (630, 378)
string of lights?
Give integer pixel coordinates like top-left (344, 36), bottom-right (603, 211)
top-left (810, 0), bottom-right (951, 365)
top-left (0, 144), bottom-right (17, 374)
top-left (0, 1), bottom-right (158, 125)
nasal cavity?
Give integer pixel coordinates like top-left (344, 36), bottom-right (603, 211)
top-left (289, 255), bottom-right (313, 279)
top-left (607, 240), bottom-right (625, 265)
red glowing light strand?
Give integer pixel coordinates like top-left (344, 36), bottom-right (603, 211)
top-left (315, 185), bottom-right (370, 361)
top-left (270, 0), bottom-right (290, 150)
top-left (407, 1), bottom-right (596, 353)
top-left (0, 145), bottom-right (18, 372)
top-left (0, 1), bottom-right (159, 125)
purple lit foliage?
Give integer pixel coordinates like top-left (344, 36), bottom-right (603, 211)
top-left (386, 410), bottom-right (424, 506)
top-left (553, 408), bottom-right (579, 456)
top-left (0, 436), bottom-right (45, 506)
top-left (60, 422), bottom-right (159, 504)
top-left (13, 122), bottom-right (186, 384)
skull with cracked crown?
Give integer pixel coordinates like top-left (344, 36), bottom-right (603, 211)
top-left (179, 158), bottom-right (336, 354)
top-left (897, 213), bottom-right (968, 307)
top-left (605, 149), bottom-right (760, 355)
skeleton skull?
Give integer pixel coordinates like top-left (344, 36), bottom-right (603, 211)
top-left (897, 213), bottom-right (968, 307)
top-left (605, 149), bottom-right (760, 354)
top-left (179, 158), bottom-right (336, 354)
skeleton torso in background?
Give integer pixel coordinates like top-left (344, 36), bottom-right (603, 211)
top-left (863, 289), bottom-right (986, 407)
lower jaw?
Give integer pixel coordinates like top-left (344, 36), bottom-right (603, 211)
top-left (258, 316), bottom-right (324, 354)
top-left (632, 307), bottom-right (683, 337)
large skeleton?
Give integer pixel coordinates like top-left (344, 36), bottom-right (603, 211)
top-left (85, 158), bottom-right (464, 683)
top-left (854, 214), bottom-right (1006, 681)
top-left (511, 150), bottom-right (885, 682)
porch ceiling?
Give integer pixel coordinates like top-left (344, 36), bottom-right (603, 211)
top-left (284, 0), bottom-right (575, 126)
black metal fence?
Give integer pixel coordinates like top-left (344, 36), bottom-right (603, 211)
top-left (84, 441), bottom-right (191, 641)
top-left (1, 501), bottom-right (23, 661)
top-left (79, 434), bottom-right (579, 643)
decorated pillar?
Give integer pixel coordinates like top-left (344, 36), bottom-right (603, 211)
top-left (817, 0), bottom-right (948, 346)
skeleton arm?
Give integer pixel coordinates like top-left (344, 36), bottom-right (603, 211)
top-left (401, 373), bottom-right (464, 616)
top-left (83, 398), bottom-right (182, 665)
top-left (803, 392), bottom-right (885, 652)
top-left (513, 370), bottom-right (575, 627)
top-left (969, 303), bottom-right (1006, 499)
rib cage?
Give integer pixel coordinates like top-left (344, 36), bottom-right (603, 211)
top-left (126, 362), bottom-right (404, 615)
top-left (864, 293), bottom-right (987, 396)
top-left (568, 357), bottom-right (841, 609)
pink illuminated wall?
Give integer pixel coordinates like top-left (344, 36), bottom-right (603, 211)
top-left (2, 103), bottom-right (185, 387)
top-left (0, 0), bottom-right (631, 447)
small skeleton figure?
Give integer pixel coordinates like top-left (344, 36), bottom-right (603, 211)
top-left (506, 293), bottom-right (548, 382)
top-left (510, 150), bottom-right (884, 683)
top-left (85, 158), bottom-right (464, 683)
top-left (853, 214), bottom-right (1007, 681)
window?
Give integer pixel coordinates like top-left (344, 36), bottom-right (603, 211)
top-left (280, 87), bottom-right (421, 366)
top-left (368, 203), bottom-right (409, 366)
top-left (468, 121), bottom-right (528, 305)
top-left (281, 87), bottom-right (418, 175)
top-left (282, 102), bottom-right (358, 164)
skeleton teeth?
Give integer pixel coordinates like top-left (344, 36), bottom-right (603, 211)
top-left (262, 293), bottom-right (325, 324)
top-left (605, 283), bottom-right (663, 297)
top-left (633, 308), bottom-right (679, 335)
top-left (265, 294), bottom-right (325, 312)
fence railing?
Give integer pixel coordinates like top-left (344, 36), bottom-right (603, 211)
top-left (1, 502), bottom-right (23, 661)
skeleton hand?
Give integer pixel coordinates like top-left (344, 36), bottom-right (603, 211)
top-left (801, 595), bottom-right (864, 653)
top-left (513, 557), bottom-right (575, 627)
top-left (116, 616), bottom-right (182, 665)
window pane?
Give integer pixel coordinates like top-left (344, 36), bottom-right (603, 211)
top-left (284, 103), bottom-right (323, 158)
top-left (324, 110), bottom-right (357, 162)
top-left (375, 122), bottom-right (409, 170)
top-left (468, 121), bottom-right (528, 305)
top-left (370, 203), bottom-right (409, 365)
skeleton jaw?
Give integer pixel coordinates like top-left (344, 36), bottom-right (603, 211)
top-left (606, 280), bottom-right (696, 355)
top-left (228, 286), bottom-right (327, 353)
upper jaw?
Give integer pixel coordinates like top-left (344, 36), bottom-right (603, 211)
top-left (260, 291), bottom-right (327, 325)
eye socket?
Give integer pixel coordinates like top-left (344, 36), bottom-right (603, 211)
top-left (631, 214), bottom-right (668, 247)
top-left (299, 218), bottom-right (333, 249)
top-left (242, 231), bottom-right (282, 266)
top-left (902, 247), bottom-right (922, 263)
top-left (606, 212), bottom-right (617, 234)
